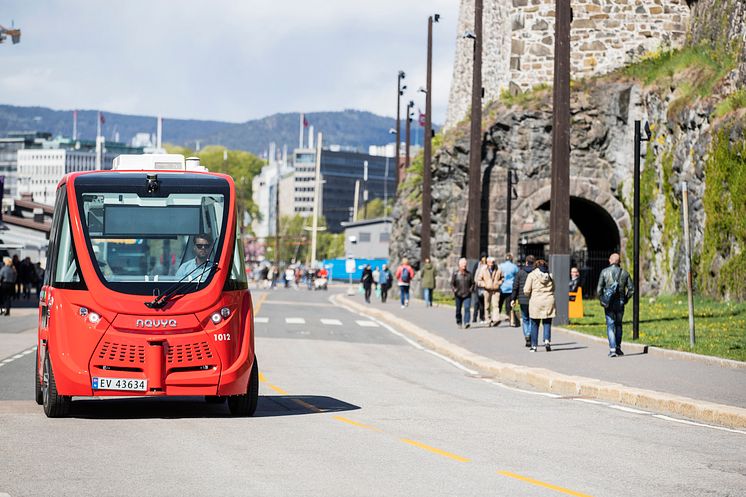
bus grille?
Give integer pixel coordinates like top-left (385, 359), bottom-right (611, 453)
top-left (166, 341), bottom-right (213, 364)
top-left (98, 341), bottom-right (146, 364)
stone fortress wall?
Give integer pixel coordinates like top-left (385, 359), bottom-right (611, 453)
top-left (445, 0), bottom-right (691, 129)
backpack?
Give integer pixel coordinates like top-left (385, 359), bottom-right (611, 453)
top-left (380, 270), bottom-right (390, 286)
top-left (401, 267), bottom-right (411, 283)
top-left (600, 267), bottom-right (622, 308)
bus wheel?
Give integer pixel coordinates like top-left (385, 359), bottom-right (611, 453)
top-left (228, 358), bottom-right (259, 417)
top-left (42, 352), bottom-right (70, 418)
top-left (34, 350), bottom-right (43, 405)
top-left (205, 395), bottom-right (226, 404)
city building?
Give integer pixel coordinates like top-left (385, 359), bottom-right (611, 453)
top-left (292, 147), bottom-right (397, 233)
top-left (16, 137), bottom-right (143, 204)
top-left (0, 132), bottom-right (52, 201)
top-left (251, 147), bottom-right (293, 238)
top-left (342, 217), bottom-right (392, 260)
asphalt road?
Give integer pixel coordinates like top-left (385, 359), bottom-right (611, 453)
top-left (0, 287), bottom-right (744, 497)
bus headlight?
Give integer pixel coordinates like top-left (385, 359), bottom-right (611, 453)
top-left (220, 307), bottom-right (231, 319)
top-left (211, 313), bottom-right (222, 324)
top-left (88, 312), bottom-right (101, 324)
top-left (79, 307), bottom-right (89, 317)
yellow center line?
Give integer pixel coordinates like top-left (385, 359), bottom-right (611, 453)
top-left (292, 399), bottom-right (323, 413)
top-left (257, 372), bottom-right (288, 395)
top-left (253, 291), bottom-right (269, 317)
top-left (400, 439), bottom-right (471, 463)
top-left (333, 415), bottom-right (383, 432)
top-left (497, 470), bottom-right (594, 497)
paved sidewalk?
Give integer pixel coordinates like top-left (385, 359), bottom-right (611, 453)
top-left (336, 290), bottom-right (746, 414)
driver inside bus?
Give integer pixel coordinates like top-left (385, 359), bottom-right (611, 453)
top-left (175, 233), bottom-right (213, 281)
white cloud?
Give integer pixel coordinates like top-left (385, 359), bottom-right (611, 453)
top-left (1, 0), bottom-right (460, 124)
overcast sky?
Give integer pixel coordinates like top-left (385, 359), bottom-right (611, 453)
top-left (1, 1), bottom-right (459, 124)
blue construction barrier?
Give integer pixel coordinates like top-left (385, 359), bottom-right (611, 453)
top-left (322, 258), bottom-right (389, 281)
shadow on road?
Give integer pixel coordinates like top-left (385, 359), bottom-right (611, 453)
top-left (66, 395), bottom-right (360, 419)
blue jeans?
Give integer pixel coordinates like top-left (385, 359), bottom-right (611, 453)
top-left (520, 304), bottom-right (531, 338)
top-left (423, 288), bottom-right (433, 307)
top-left (399, 285), bottom-right (410, 306)
top-left (455, 295), bottom-right (472, 325)
top-left (530, 318), bottom-right (552, 347)
top-left (605, 307), bottom-right (624, 351)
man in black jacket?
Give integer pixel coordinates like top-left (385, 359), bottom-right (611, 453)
top-left (511, 255), bottom-right (535, 347)
top-left (597, 253), bottom-right (634, 357)
top-left (451, 258), bottom-right (475, 329)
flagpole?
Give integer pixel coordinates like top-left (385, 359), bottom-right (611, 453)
top-left (95, 111), bottom-right (103, 170)
top-left (72, 110), bottom-right (77, 141)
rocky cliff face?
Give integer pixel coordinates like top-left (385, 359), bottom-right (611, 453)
top-left (391, 3), bottom-right (746, 298)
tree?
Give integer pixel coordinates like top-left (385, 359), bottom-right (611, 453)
top-left (356, 197), bottom-right (394, 220)
top-left (164, 143), bottom-right (265, 234)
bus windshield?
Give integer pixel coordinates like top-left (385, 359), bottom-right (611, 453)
top-left (78, 190), bottom-right (227, 294)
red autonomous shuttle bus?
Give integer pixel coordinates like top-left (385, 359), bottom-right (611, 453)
top-left (35, 154), bottom-right (258, 417)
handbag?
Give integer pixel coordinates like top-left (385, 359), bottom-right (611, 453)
top-left (600, 268), bottom-right (622, 308)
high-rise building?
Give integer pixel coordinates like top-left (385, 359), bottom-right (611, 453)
top-left (292, 147), bottom-right (397, 233)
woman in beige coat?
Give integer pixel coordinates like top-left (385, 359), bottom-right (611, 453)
top-left (523, 258), bottom-right (556, 352)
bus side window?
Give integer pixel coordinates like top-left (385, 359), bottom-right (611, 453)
top-left (225, 220), bottom-right (247, 291)
top-left (49, 187), bottom-right (85, 288)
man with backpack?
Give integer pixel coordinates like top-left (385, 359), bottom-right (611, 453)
top-left (597, 253), bottom-right (634, 357)
top-left (379, 264), bottom-right (393, 303)
top-left (395, 258), bottom-right (415, 308)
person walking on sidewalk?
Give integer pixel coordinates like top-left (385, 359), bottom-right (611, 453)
top-left (597, 253), bottom-right (634, 357)
top-left (498, 253), bottom-right (519, 325)
top-left (420, 258), bottom-right (436, 307)
top-left (512, 255), bottom-right (535, 347)
top-left (395, 258), bottom-right (415, 308)
top-left (451, 258), bottom-right (474, 329)
top-left (379, 264), bottom-right (393, 303)
top-left (478, 257), bottom-right (504, 327)
top-left (0, 257), bottom-right (18, 316)
top-left (524, 258), bottom-right (555, 352)
top-left (472, 254), bottom-right (487, 324)
top-left (360, 264), bottom-right (374, 304)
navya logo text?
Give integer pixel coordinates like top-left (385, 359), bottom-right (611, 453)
top-left (136, 319), bottom-right (178, 328)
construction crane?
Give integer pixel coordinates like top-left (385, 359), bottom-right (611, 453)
top-left (0, 21), bottom-right (21, 45)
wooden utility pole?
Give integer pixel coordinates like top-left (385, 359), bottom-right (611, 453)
top-left (422, 14), bottom-right (438, 262)
top-left (549, 0), bottom-right (572, 324)
top-left (466, 0), bottom-right (483, 260)
top-left (396, 71), bottom-right (405, 186)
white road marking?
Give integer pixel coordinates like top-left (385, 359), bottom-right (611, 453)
top-left (285, 317), bottom-right (306, 324)
top-left (482, 378), bottom-right (561, 398)
top-left (321, 318), bottom-right (342, 326)
top-left (652, 415), bottom-right (746, 434)
top-left (0, 346), bottom-right (37, 368)
top-left (254, 317), bottom-right (269, 323)
top-left (608, 405), bottom-right (650, 415)
top-left (573, 398), bottom-right (607, 405)
top-left (355, 320), bottom-right (379, 327)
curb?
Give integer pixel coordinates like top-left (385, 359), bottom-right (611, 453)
top-left (333, 294), bottom-right (746, 430)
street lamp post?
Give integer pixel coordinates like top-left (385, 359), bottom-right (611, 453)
top-left (465, 0), bottom-right (483, 260)
top-left (633, 120), bottom-right (651, 340)
top-left (421, 13), bottom-right (439, 263)
top-left (549, 0), bottom-right (572, 325)
top-left (396, 71), bottom-right (406, 186)
top-left (363, 160), bottom-right (369, 219)
top-left (405, 100), bottom-right (414, 171)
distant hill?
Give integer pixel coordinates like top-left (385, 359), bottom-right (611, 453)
top-left (0, 105), bottom-right (435, 156)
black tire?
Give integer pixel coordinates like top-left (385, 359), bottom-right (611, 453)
top-left (42, 352), bottom-right (71, 418)
top-left (205, 395), bottom-right (226, 404)
top-left (227, 358), bottom-right (259, 417)
top-left (34, 350), bottom-right (43, 405)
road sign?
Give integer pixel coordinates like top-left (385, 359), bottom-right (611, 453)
top-left (345, 258), bottom-right (356, 274)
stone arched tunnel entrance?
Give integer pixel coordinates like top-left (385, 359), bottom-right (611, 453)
top-left (508, 179), bottom-right (630, 296)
